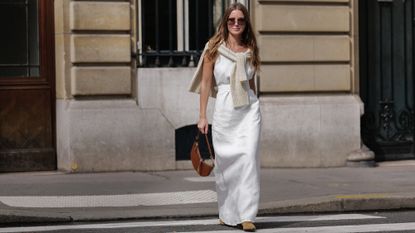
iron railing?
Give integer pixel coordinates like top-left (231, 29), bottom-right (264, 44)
top-left (138, 50), bottom-right (202, 67)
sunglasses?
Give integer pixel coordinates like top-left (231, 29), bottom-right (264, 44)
top-left (227, 17), bottom-right (246, 26)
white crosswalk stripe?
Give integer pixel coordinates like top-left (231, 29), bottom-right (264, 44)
top-left (178, 223), bottom-right (415, 233)
top-left (0, 214), bottom-right (385, 233)
top-left (184, 176), bottom-right (216, 182)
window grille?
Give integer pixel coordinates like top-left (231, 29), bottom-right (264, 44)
top-left (0, 0), bottom-right (40, 77)
top-left (138, 0), bottom-right (221, 67)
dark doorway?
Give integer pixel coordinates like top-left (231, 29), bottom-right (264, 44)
top-left (360, 0), bottom-right (415, 161)
top-left (0, 0), bottom-right (56, 172)
top-left (175, 125), bottom-right (213, 161)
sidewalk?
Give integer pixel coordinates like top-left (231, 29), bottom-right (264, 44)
top-left (1, 161), bottom-right (415, 224)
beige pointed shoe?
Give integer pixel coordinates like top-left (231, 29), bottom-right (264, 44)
top-left (219, 219), bottom-right (225, 225)
top-left (241, 221), bottom-right (256, 232)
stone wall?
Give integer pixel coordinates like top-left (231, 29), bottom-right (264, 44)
top-left (54, 0), bottom-right (363, 171)
top-left (252, 0), bottom-right (363, 167)
top-left (55, 0), bottom-right (141, 172)
top-left (253, 0), bottom-right (357, 92)
top-left (55, 0), bottom-right (134, 99)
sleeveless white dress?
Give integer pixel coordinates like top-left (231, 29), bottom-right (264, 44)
top-left (212, 52), bottom-right (262, 226)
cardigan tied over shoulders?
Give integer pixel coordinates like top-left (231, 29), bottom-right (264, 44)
top-left (188, 42), bottom-right (253, 108)
top-left (188, 42), bottom-right (218, 98)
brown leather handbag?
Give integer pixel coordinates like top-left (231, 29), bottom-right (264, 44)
top-left (190, 132), bottom-right (215, 176)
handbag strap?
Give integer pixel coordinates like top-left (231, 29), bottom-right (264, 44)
top-left (196, 131), bottom-right (215, 160)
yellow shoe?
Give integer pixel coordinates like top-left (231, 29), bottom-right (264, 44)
top-left (241, 221), bottom-right (256, 232)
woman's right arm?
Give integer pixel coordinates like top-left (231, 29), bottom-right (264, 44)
top-left (197, 55), bottom-right (214, 134)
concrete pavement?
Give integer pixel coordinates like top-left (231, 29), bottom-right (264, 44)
top-left (1, 161), bottom-right (415, 224)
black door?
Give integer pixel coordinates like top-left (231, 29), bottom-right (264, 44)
top-left (0, 0), bottom-right (56, 172)
top-left (360, 0), bottom-right (415, 161)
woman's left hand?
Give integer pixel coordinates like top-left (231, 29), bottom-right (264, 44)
top-left (197, 118), bottom-right (209, 134)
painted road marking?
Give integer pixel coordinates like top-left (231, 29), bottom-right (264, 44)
top-left (174, 222), bottom-right (415, 233)
top-left (255, 214), bottom-right (384, 222)
top-left (0, 214), bottom-right (384, 233)
top-left (0, 190), bottom-right (217, 208)
top-left (336, 193), bottom-right (388, 199)
top-left (184, 177), bottom-right (216, 182)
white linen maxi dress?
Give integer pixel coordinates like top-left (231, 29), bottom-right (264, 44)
top-left (212, 51), bottom-right (261, 226)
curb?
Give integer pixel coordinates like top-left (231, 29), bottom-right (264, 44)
top-left (2, 193), bottom-right (415, 225)
top-left (0, 209), bottom-right (72, 225)
top-left (259, 193), bottom-right (415, 215)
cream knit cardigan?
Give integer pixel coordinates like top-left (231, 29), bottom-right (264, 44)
top-left (188, 42), bottom-right (252, 108)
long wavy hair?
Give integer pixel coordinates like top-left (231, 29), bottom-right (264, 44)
top-left (205, 3), bottom-right (260, 71)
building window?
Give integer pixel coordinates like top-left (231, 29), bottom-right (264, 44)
top-left (0, 0), bottom-right (40, 77)
top-left (141, 0), bottom-right (177, 53)
top-left (138, 0), bottom-right (225, 67)
top-left (188, 0), bottom-right (214, 51)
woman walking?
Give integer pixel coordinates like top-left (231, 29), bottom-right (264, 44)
top-left (189, 3), bottom-right (261, 232)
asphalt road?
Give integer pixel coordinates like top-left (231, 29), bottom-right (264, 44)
top-left (2, 210), bottom-right (415, 233)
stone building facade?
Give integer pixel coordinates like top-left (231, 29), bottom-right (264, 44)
top-left (52, 0), bottom-right (361, 172)
top-left (252, 0), bottom-right (362, 167)
top-left (3, 0), bottom-right (412, 172)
